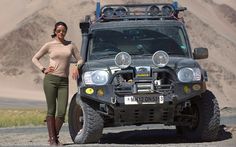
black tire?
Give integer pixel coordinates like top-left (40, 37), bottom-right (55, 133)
top-left (68, 94), bottom-right (104, 144)
top-left (176, 90), bottom-right (220, 141)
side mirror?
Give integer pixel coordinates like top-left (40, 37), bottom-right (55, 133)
top-left (193, 48), bottom-right (208, 59)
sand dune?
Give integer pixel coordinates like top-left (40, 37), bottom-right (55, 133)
top-left (0, 0), bottom-right (235, 108)
top-left (179, 0), bottom-right (236, 45)
top-left (213, 0), bottom-right (236, 10)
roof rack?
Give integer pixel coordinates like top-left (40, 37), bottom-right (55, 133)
top-left (97, 3), bottom-right (187, 22)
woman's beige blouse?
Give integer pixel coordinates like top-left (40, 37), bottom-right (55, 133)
top-left (32, 40), bottom-right (83, 77)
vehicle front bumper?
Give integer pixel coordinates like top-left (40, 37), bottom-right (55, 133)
top-left (79, 82), bottom-right (206, 105)
top-left (78, 82), bottom-right (206, 125)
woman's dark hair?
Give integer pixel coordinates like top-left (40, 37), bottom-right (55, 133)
top-left (51, 21), bottom-right (68, 38)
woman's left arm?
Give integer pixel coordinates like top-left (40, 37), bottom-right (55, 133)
top-left (71, 43), bottom-right (84, 80)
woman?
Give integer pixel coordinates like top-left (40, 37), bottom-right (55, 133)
top-left (32, 21), bottom-right (83, 146)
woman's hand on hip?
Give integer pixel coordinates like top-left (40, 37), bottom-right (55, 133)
top-left (44, 66), bottom-right (55, 74)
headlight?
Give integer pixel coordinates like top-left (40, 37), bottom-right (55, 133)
top-left (115, 52), bottom-right (131, 69)
top-left (83, 70), bottom-right (109, 85)
top-left (177, 68), bottom-right (201, 83)
top-left (152, 51), bottom-right (169, 67)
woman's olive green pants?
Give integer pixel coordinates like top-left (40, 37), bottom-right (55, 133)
top-left (43, 74), bottom-right (68, 121)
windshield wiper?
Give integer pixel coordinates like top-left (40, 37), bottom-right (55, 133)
top-left (166, 51), bottom-right (185, 56)
top-left (90, 52), bottom-right (117, 59)
top-left (130, 53), bottom-right (152, 56)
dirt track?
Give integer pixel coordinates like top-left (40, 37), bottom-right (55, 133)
top-left (0, 112), bottom-right (236, 147)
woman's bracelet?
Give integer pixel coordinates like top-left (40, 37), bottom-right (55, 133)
top-left (41, 68), bottom-right (46, 73)
top-left (75, 64), bottom-right (81, 68)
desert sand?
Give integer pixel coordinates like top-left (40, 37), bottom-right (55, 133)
top-left (0, 0), bottom-right (235, 108)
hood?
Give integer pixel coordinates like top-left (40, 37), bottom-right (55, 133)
top-left (83, 56), bottom-right (200, 71)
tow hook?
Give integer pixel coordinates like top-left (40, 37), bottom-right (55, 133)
top-left (184, 101), bottom-right (191, 108)
top-left (111, 96), bottom-right (117, 104)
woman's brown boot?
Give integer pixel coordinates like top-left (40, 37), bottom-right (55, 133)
top-left (55, 117), bottom-right (64, 146)
top-left (46, 116), bottom-right (57, 146)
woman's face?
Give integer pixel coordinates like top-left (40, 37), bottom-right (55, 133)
top-left (55, 25), bottom-right (67, 40)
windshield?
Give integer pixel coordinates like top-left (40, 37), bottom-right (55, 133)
top-left (88, 26), bottom-right (189, 60)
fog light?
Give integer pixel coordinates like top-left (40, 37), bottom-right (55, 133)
top-left (85, 88), bottom-right (94, 95)
top-left (147, 5), bottom-right (160, 16)
top-left (193, 84), bottom-right (201, 91)
top-left (102, 7), bottom-right (114, 18)
top-left (128, 79), bottom-right (133, 83)
top-left (97, 88), bottom-right (104, 97)
top-left (115, 7), bottom-right (127, 17)
top-left (183, 85), bottom-right (191, 94)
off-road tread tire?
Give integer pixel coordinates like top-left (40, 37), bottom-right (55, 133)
top-left (178, 90), bottom-right (220, 142)
top-left (199, 90), bottom-right (220, 141)
top-left (68, 94), bottom-right (80, 141)
top-left (68, 94), bottom-right (104, 144)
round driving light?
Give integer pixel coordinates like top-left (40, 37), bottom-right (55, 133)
top-left (147, 5), bottom-right (160, 16)
top-left (102, 7), bottom-right (114, 18)
top-left (115, 52), bottom-right (131, 69)
top-left (152, 51), bottom-right (169, 67)
top-left (178, 68), bottom-right (194, 83)
top-left (115, 7), bottom-right (127, 17)
top-left (85, 88), bottom-right (94, 95)
top-left (161, 5), bottom-right (173, 16)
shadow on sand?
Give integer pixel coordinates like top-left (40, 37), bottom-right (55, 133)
top-left (99, 125), bottom-right (232, 144)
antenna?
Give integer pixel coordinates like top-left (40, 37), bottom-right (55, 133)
top-left (172, 0), bottom-right (178, 10)
top-left (96, 0), bottom-right (101, 19)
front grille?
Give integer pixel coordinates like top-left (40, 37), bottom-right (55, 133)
top-left (114, 82), bottom-right (173, 95)
top-left (113, 68), bottom-right (175, 95)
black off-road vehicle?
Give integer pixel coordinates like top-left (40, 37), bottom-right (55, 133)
top-left (68, 3), bottom-right (220, 144)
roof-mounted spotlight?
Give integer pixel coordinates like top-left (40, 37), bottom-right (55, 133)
top-left (147, 5), bottom-right (160, 16)
top-left (161, 5), bottom-right (174, 16)
top-left (115, 7), bottom-right (128, 17)
top-left (102, 7), bottom-right (114, 18)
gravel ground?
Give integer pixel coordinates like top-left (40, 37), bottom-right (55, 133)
top-left (0, 108), bottom-right (236, 147)
top-left (0, 120), bottom-right (235, 147)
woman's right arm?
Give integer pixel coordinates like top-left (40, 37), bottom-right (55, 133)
top-left (32, 43), bottom-right (49, 72)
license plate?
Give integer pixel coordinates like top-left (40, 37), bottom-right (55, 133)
top-left (124, 95), bottom-right (164, 105)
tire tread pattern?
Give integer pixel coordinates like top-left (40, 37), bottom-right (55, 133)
top-left (69, 95), bottom-right (104, 144)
